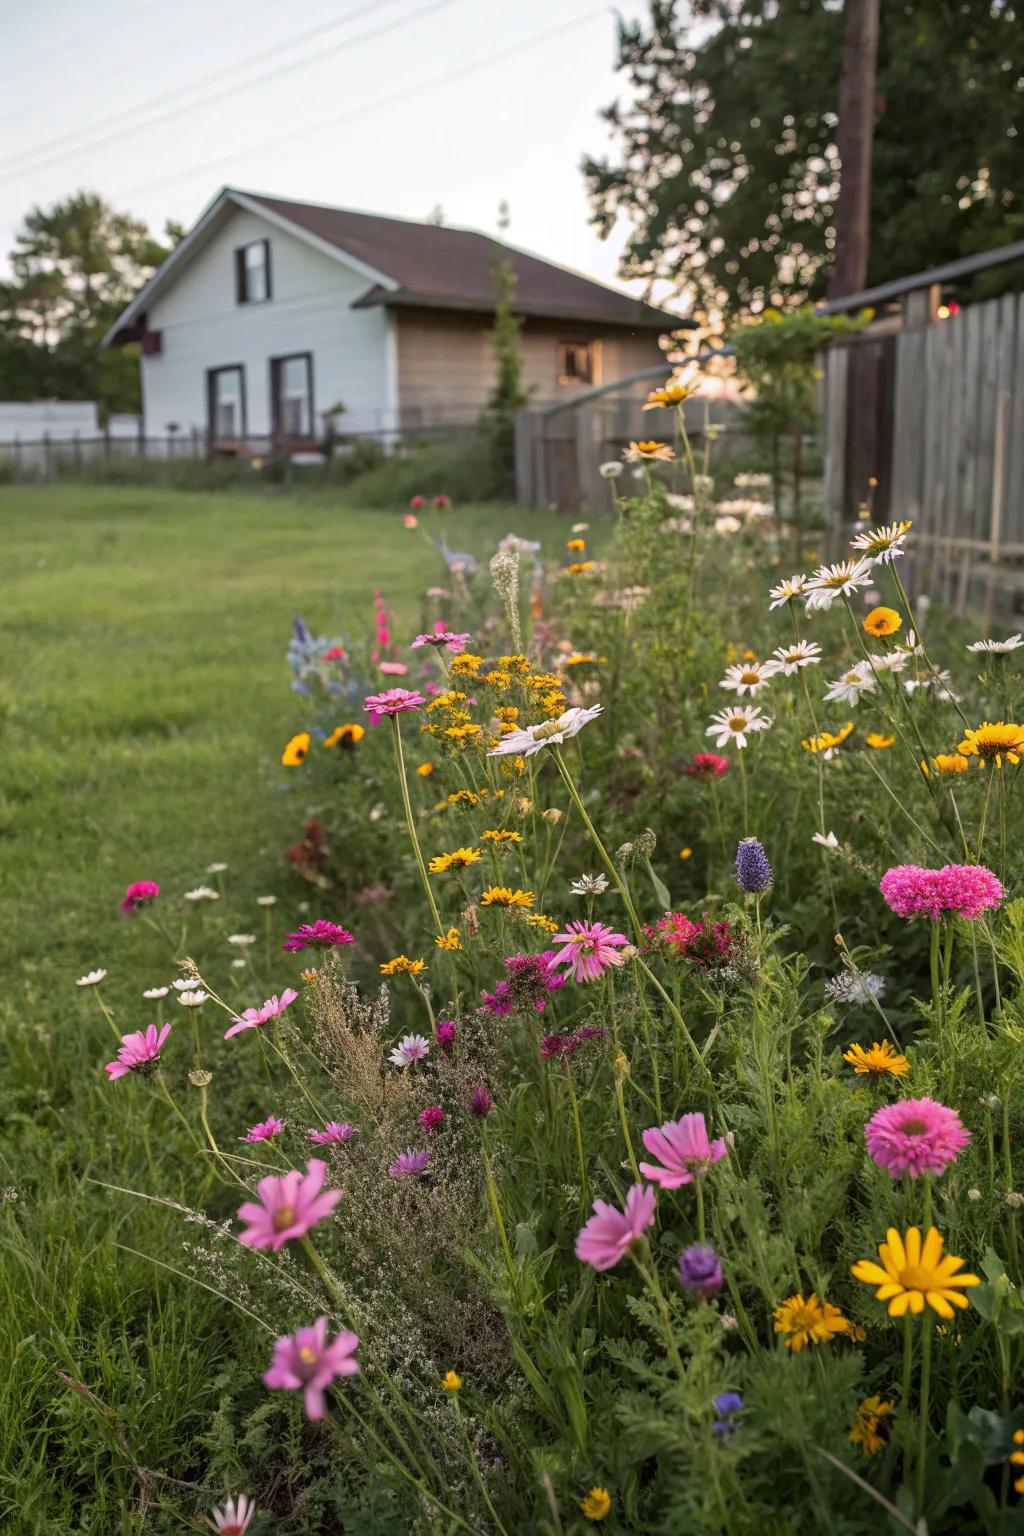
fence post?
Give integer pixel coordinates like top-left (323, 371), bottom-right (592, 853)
top-left (43, 432), bottom-right (52, 480)
top-left (104, 422), bottom-right (111, 461)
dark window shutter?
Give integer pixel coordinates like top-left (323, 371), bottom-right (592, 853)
top-left (263, 240), bottom-right (272, 301)
top-left (235, 246), bottom-right (247, 304)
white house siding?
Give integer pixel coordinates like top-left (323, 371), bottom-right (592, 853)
top-left (140, 208), bottom-right (393, 439)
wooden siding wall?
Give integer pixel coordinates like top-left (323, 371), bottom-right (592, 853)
top-left (825, 293), bottom-right (1024, 618)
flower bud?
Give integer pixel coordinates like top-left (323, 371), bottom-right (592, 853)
top-left (188, 1069), bottom-right (213, 1088)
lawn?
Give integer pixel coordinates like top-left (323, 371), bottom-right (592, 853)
top-left (0, 484), bottom-right (540, 1532)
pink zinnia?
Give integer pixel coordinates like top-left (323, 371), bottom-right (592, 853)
top-left (379, 661), bottom-right (409, 676)
top-left (236, 1159), bottom-right (341, 1250)
top-left (576, 1183), bottom-right (656, 1271)
top-left (262, 1317), bottom-right (359, 1419)
top-left (683, 753), bottom-right (729, 780)
top-left (865, 1097), bottom-right (970, 1179)
top-left (549, 920), bottom-right (630, 983)
top-left (936, 863), bottom-right (1004, 920)
top-left (363, 687), bottom-right (427, 723)
top-left (243, 1116), bottom-right (285, 1143)
top-left (120, 879), bottom-right (159, 913)
top-left (308, 1121), bottom-right (355, 1144)
top-left (225, 988), bottom-right (299, 1039)
top-left (104, 1023), bottom-right (171, 1080)
top-left (639, 1113), bottom-right (731, 1188)
top-left (282, 921), bottom-right (355, 952)
top-left (411, 631), bottom-right (471, 653)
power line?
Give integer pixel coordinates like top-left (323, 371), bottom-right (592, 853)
top-left (111, 6), bottom-right (611, 205)
top-left (0, 0), bottom-right (461, 186)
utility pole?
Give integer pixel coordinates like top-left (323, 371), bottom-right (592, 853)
top-left (830, 0), bottom-right (880, 297)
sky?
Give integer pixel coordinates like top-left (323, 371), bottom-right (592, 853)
top-left (0, 0), bottom-right (667, 303)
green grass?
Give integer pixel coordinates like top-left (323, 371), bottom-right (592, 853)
top-left (0, 484), bottom-right (542, 1533)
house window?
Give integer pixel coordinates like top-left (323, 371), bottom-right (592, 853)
top-left (235, 239), bottom-right (271, 304)
top-left (558, 340), bottom-right (597, 385)
top-left (207, 365), bottom-right (246, 441)
top-left (271, 353), bottom-right (314, 439)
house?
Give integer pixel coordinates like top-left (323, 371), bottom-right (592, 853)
top-left (103, 187), bottom-right (678, 449)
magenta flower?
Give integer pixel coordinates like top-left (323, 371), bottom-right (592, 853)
top-left (225, 988), bottom-right (299, 1039)
top-left (865, 1097), bottom-right (970, 1179)
top-left (282, 921), bottom-right (355, 953)
top-left (436, 1020), bottom-right (457, 1050)
top-left (469, 1084), bottom-right (493, 1117)
top-left (243, 1116), bottom-right (285, 1143)
top-left (576, 1183), bottom-right (657, 1271)
top-left (120, 879), bottom-right (160, 913)
top-left (307, 1121), bottom-right (355, 1144)
top-left (419, 1105), bottom-right (445, 1136)
top-left (104, 1023), bottom-right (171, 1080)
top-left (210, 1493), bottom-right (256, 1534)
top-left (683, 753), bottom-right (730, 780)
top-left (481, 952), bottom-right (565, 1016)
top-left (639, 1113), bottom-right (731, 1188)
top-left (936, 863), bottom-right (1004, 919)
top-left (411, 631), bottom-right (471, 653)
top-left (388, 1147), bottom-right (431, 1178)
top-left (363, 687), bottom-right (427, 724)
top-left (262, 1317), bottom-right (359, 1419)
top-left (549, 920), bottom-right (630, 983)
top-left (236, 1159), bottom-right (341, 1250)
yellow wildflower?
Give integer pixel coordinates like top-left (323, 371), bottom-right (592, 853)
top-left (441, 1370), bottom-right (462, 1393)
top-left (849, 1396), bottom-right (892, 1457)
top-left (643, 379), bottom-right (693, 410)
top-left (416, 761), bottom-right (435, 777)
top-left (429, 848), bottom-right (482, 874)
top-left (865, 732), bottom-right (895, 750)
top-left (323, 723), bottom-right (365, 749)
top-left (566, 538), bottom-right (586, 552)
top-left (957, 722), bottom-right (1024, 767)
top-left (863, 607), bottom-right (902, 638)
top-left (773, 1293), bottom-right (852, 1352)
top-left (281, 732), bottom-right (311, 766)
top-left (580, 1488), bottom-right (612, 1522)
top-left (930, 752), bottom-right (971, 775)
top-left (379, 955), bottom-right (426, 976)
top-left (567, 561), bottom-right (595, 575)
top-left (526, 913), bottom-right (559, 933)
top-left (843, 1041), bottom-right (911, 1079)
top-left (480, 886), bottom-right (535, 909)
top-left (450, 654), bottom-right (483, 676)
top-left (851, 1226), bottom-right (981, 1319)
top-left (481, 828), bottom-right (523, 843)
top-left (435, 928), bottom-right (461, 950)
top-left (679, 847), bottom-right (693, 860)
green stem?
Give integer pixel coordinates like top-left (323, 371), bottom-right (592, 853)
top-left (552, 746), bottom-right (643, 940)
top-left (564, 1064), bottom-right (589, 1212)
top-left (916, 1317), bottom-right (933, 1516)
top-left (299, 1233), bottom-right (348, 1312)
top-left (392, 714), bottom-right (444, 936)
top-left (481, 1134), bottom-right (517, 1293)
top-left (695, 1174), bottom-right (706, 1243)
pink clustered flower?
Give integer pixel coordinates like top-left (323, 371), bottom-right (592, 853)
top-left (646, 912), bottom-right (736, 971)
top-left (575, 1183), bottom-right (657, 1271)
top-left (225, 988), bottom-right (299, 1038)
top-left (308, 1121), bottom-right (355, 1144)
top-left (282, 920), bottom-right (355, 952)
top-left (243, 1116), bottom-right (285, 1143)
top-left (236, 1159), bottom-right (341, 1251)
top-left (411, 630), bottom-right (472, 653)
top-left (540, 1026), bottom-right (607, 1062)
top-left (639, 1113), bottom-right (731, 1188)
top-left (263, 1317), bottom-right (359, 1420)
top-left (880, 863), bottom-right (1004, 921)
top-left (120, 879), bottom-right (159, 913)
top-left (549, 920), bottom-right (630, 983)
top-left (865, 1097), bottom-right (970, 1179)
top-left (480, 951), bottom-right (565, 1016)
top-left (419, 1105), bottom-right (445, 1136)
top-left (389, 1147), bottom-right (431, 1178)
top-left (363, 687), bottom-right (427, 723)
top-left (436, 1020), bottom-right (457, 1050)
top-left (683, 753), bottom-right (730, 780)
top-left (105, 1023), bottom-right (171, 1080)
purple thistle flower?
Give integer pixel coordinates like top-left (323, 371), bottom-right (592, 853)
top-left (419, 1105), bottom-right (445, 1136)
top-left (735, 837), bottom-right (773, 894)
top-left (678, 1243), bottom-right (724, 1298)
top-left (388, 1147), bottom-right (431, 1178)
top-left (307, 1121), bottom-right (355, 1144)
top-left (435, 1020), bottom-right (457, 1050)
top-left (469, 1085), bottom-right (493, 1117)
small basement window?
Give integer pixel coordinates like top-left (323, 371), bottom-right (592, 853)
top-left (235, 239), bottom-right (271, 304)
top-left (557, 340), bottom-right (597, 385)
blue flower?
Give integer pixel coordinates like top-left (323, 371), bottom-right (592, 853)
top-left (735, 837), bottom-right (773, 894)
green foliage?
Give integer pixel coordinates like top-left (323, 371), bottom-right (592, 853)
top-left (584, 0), bottom-right (1024, 315)
top-left (482, 204), bottom-right (530, 496)
top-left (730, 305), bottom-right (872, 439)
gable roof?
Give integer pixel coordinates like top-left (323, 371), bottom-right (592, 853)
top-left (104, 186), bottom-right (683, 346)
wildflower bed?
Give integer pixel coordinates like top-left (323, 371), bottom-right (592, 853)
top-left (8, 443), bottom-right (1024, 1534)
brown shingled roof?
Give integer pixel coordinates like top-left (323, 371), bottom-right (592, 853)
top-left (244, 191), bottom-right (678, 329)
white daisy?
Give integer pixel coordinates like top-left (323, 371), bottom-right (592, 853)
top-left (720, 660), bottom-right (774, 696)
top-left (143, 986), bottom-right (169, 1000)
top-left (768, 574), bottom-right (808, 610)
top-left (849, 520), bottom-right (912, 564)
top-left (178, 990), bottom-right (208, 1008)
top-left (804, 559), bottom-right (874, 611)
top-left (256, 894), bottom-right (278, 907)
top-left (967, 634), bottom-right (1023, 654)
top-left (570, 873), bottom-right (610, 895)
top-left (172, 978), bottom-right (197, 991)
top-left (76, 969), bottom-right (107, 987)
top-left (228, 934), bottom-right (256, 947)
top-left (231, 959), bottom-right (247, 970)
top-left (823, 666), bottom-right (878, 706)
top-left (714, 514), bottom-right (742, 535)
top-left (705, 706), bottom-right (773, 750)
top-left (598, 461), bottom-right (623, 479)
top-left (207, 862), bottom-right (228, 874)
top-left (768, 640), bottom-right (822, 675)
top-left (735, 472), bottom-right (771, 490)
top-left (388, 1033), bottom-right (431, 1068)
top-left (812, 831), bottom-right (839, 850)
top-left (184, 886), bottom-right (219, 902)
top-left (487, 704), bottom-right (603, 758)
top-left (865, 649), bottom-right (909, 674)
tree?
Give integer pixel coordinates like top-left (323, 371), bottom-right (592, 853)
top-left (0, 192), bottom-right (180, 413)
top-left (830, 0), bottom-right (879, 298)
top-left (584, 0), bottom-right (1024, 317)
top-left (483, 202), bottom-right (529, 492)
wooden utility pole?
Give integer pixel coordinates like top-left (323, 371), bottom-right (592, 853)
top-left (830, 0), bottom-right (880, 297)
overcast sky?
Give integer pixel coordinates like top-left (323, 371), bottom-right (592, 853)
top-left (1, 0), bottom-right (665, 300)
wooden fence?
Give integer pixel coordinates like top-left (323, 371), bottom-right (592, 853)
top-left (824, 291), bottom-right (1024, 618)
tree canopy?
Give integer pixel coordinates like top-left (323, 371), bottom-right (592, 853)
top-left (583, 0), bottom-right (1024, 317)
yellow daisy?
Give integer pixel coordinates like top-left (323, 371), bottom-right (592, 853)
top-left (957, 722), bottom-right (1024, 768)
top-left (526, 913), bottom-right (558, 933)
top-left (843, 1041), bottom-right (911, 1078)
top-left (851, 1226), bottom-right (981, 1319)
top-left (429, 848), bottom-right (482, 875)
top-left (379, 955), bottom-right (426, 977)
top-left (863, 607), bottom-right (902, 638)
top-left (481, 828), bottom-right (523, 843)
top-left (849, 1396), bottom-right (892, 1457)
top-left (773, 1293), bottom-right (852, 1352)
top-left (643, 379), bottom-right (693, 410)
top-left (434, 927), bottom-right (462, 950)
top-left (441, 1370), bottom-right (462, 1393)
top-left (624, 439), bottom-right (674, 461)
top-left (323, 723), bottom-right (365, 750)
top-left (416, 761), bottom-right (435, 777)
top-left (865, 732), bottom-right (895, 750)
top-left (281, 732), bottom-right (311, 766)
top-left (480, 886), bottom-right (535, 909)
top-left (580, 1487), bottom-right (612, 1522)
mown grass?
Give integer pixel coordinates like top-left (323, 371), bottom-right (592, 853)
top-left (0, 484), bottom-right (540, 1533)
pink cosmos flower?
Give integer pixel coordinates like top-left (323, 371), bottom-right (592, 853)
top-left (379, 661), bottom-right (409, 676)
top-left (549, 920), bottom-right (630, 983)
top-left (307, 1121), bottom-right (355, 1144)
top-left (243, 1116), bottom-right (285, 1143)
top-left (225, 988), bottom-right (299, 1038)
top-left (363, 687), bottom-right (427, 724)
top-left (105, 1023), bottom-right (171, 1080)
top-left (236, 1159), bottom-right (341, 1250)
top-left (419, 1105), bottom-right (445, 1136)
top-left (865, 1097), bottom-right (970, 1179)
top-left (282, 921), bottom-right (355, 952)
top-left (411, 631), bottom-right (472, 653)
top-left (120, 879), bottom-right (160, 913)
top-left (389, 1147), bottom-right (431, 1177)
top-left (209, 1493), bottom-right (256, 1534)
top-left (576, 1183), bottom-right (657, 1271)
top-left (262, 1317), bottom-right (359, 1419)
top-left (639, 1113), bottom-right (731, 1188)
